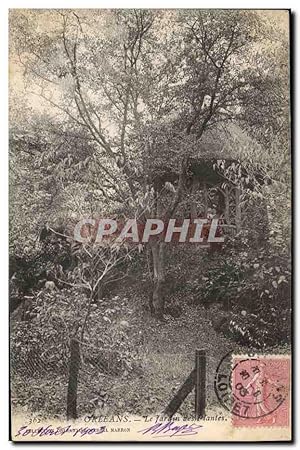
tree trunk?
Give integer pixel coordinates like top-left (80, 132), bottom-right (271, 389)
top-left (203, 182), bottom-right (208, 217)
top-left (225, 186), bottom-right (230, 224)
top-left (190, 177), bottom-right (199, 220)
top-left (151, 241), bottom-right (166, 318)
top-left (235, 187), bottom-right (241, 233)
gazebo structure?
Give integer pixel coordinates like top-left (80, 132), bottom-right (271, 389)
top-left (151, 128), bottom-right (269, 241)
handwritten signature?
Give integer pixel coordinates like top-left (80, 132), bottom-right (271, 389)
top-left (138, 421), bottom-right (202, 437)
top-left (15, 424), bottom-right (107, 438)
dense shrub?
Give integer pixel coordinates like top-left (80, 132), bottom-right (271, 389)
top-left (11, 288), bottom-right (142, 377)
top-left (182, 230), bottom-right (291, 347)
top-left (227, 306), bottom-right (291, 349)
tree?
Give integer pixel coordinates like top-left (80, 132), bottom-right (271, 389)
top-left (10, 9), bottom-right (288, 317)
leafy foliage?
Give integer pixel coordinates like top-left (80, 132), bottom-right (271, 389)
top-left (9, 10), bottom-right (290, 416)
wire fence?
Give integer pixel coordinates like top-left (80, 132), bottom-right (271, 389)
top-left (11, 330), bottom-right (230, 419)
top-left (10, 335), bottom-right (127, 417)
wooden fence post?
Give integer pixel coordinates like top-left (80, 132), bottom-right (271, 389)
top-left (164, 369), bottom-right (196, 418)
top-left (195, 349), bottom-right (206, 419)
top-left (67, 338), bottom-right (80, 420)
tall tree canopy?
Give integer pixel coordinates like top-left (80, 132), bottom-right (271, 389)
top-left (10, 9), bottom-right (289, 316)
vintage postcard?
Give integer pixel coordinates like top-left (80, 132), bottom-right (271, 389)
top-left (9, 9), bottom-right (292, 442)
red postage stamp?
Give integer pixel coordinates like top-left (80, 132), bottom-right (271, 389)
top-left (231, 355), bottom-right (290, 427)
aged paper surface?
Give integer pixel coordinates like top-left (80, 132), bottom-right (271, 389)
top-left (9, 9), bottom-right (291, 442)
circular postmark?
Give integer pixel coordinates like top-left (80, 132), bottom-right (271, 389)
top-left (214, 352), bottom-right (289, 420)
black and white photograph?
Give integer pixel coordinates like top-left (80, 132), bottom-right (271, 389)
top-left (8, 6), bottom-right (292, 442)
